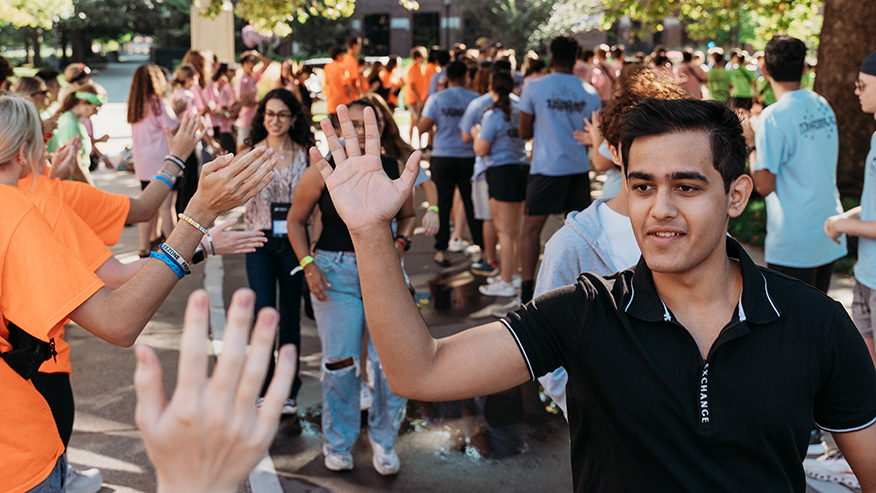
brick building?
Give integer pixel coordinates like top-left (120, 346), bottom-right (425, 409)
top-left (349, 0), bottom-right (463, 56)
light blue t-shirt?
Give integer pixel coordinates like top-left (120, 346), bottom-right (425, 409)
top-left (855, 132), bottom-right (876, 289)
top-left (519, 72), bottom-right (600, 176)
top-left (428, 71), bottom-right (446, 96)
top-left (422, 86), bottom-right (479, 158)
top-left (755, 89), bottom-right (846, 267)
top-left (480, 101), bottom-right (528, 168)
top-left (460, 93), bottom-right (521, 180)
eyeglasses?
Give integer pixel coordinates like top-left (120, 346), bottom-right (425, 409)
top-left (856, 80), bottom-right (867, 91)
top-left (264, 111), bottom-right (292, 122)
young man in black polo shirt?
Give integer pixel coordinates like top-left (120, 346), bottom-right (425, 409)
top-left (310, 99), bottom-right (876, 492)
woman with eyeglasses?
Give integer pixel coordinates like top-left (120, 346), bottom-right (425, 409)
top-left (240, 88), bottom-right (314, 416)
top-left (11, 76), bottom-right (59, 137)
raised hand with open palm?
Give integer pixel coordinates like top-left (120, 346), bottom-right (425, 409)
top-left (308, 105), bottom-right (421, 235)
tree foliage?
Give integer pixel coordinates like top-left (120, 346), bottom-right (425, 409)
top-left (1, 0), bottom-right (73, 29)
top-left (199, 0), bottom-right (418, 38)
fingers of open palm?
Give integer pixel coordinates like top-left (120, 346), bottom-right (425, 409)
top-left (232, 151), bottom-right (275, 191)
top-left (336, 105), bottom-right (361, 157)
top-left (320, 118), bottom-right (347, 163)
top-left (233, 307), bottom-right (279, 415)
top-left (364, 107), bottom-right (381, 156)
top-left (256, 344), bottom-right (297, 439)
top-left (133, 344), bottom-right (167, 434)
top-left (172, 290), bottom-right (210, 415)
top-left (209, 289), bottom-right (256, 403)
top-left (397, 151), bottom-right (422, 196)
top-left (309, 147), bottom-right (335, 183)
top-left (239, 168), bottom-right (276, 204)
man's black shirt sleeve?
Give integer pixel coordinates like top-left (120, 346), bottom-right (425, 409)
top-left (502, 280), bottom-right (592, 381)
top-left (813, 303), bottom-right (876, 432)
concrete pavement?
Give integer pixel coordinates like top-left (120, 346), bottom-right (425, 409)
top-left (61, 60), bottom-right (857, 492)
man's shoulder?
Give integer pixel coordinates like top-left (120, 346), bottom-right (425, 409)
top-left (759, 266), bottom-right (846, 322)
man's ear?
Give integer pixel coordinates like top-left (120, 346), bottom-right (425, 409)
top-left (727, 174), bottom-right (753, 219)
top-left (608, 143), bottom-right (621, 167)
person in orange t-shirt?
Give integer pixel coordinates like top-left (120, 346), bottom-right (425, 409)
top-left (379, 56), bottom-right (403, 110)
top-left (0, 93), bottom-right (276, 492)
top-left (421, 54), bottom-right (438, 103)
top-left (324, 45), bottom-right (353, 128)
top-left (342, 37), bottom-right (362, 99)
top-left (405, 46), bottom-right (427, 146)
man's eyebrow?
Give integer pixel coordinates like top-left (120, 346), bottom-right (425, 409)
top-left (669, 171), bottom-right (710, 183)
top-left (627, 171), bottom-right (654, 181)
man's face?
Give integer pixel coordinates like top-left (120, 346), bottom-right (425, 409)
top-left (856, 72), bottom-right (876, 114)
top-left (626, 131), bottom-right (746, 275)
top-left (350, 42), bottom-right (360, 56)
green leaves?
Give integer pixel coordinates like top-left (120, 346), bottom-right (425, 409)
top-left (1, 0), bottom-right (73, 28)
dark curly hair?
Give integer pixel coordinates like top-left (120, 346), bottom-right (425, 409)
top-left (245, 88), bottom-right (315, 148)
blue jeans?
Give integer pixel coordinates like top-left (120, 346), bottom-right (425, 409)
top-left (312, 250), bottom-right (407, 454)
top-left (27, 454), bottom-right (65, 492)
top-left (246, 234), bottom-right (303, 399)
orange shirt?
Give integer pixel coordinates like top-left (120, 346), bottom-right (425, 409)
top-left (324, 60), bottom-right (351, 115)
top-left (0, 186), bottom-right (103, 492)
top-left (421, 62), bottom-right (438, 101)
top-left (379, 69), bottom-right (399, 106)
top-left (404, 62), bottom-right (424, 106)
top-left (341, 53), bottom-right (361, 99)
top-left (23, 191), bottom-right (112, 375)
top-left (18, 174), bottom-right (130, 246)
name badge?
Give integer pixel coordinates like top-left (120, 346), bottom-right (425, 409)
top-left (271, 202), bottom-right (291, 237)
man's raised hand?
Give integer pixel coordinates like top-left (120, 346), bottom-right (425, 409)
top-left (309, 105), bottom-right (420, 235)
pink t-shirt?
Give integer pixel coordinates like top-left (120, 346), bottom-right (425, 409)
top-left (216, 83), bottom-right (236, 134)
top-left (235, 71), bottom-right (263, 129)
top-left (133, 98), bottom-right (180, 181)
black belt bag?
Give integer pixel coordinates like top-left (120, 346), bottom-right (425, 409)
top-left (0, 322), bottom-right (56, 379)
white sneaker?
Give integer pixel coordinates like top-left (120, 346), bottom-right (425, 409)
top-left (323, 444), bottom-right (354, 471)
top-left (479, 279), bottom-right (517, 297)
top-left (369, 434), bottom-right (400, 476)
top-left (282, 398), bottom-right (298, 415)
top-left (360, 382), bottom-right (373, 411)
top-left (491, 298), bottom-right (522, 318)
top-left (464, 244), bottom-right (481, 261)
top-left (489, 274), bottom-right (521, 288)
top-left (447, 238), bottom-right (469, 252)
top-left (803, 450), bottom-right (859, 489)
top-left (66, 466), bottom-right (102, 493)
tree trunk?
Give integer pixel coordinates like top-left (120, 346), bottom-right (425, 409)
top-left (70, 29), bottom-right (88, 63)
top-left (24, 35), bottom-right (32, 65)
top-left (816, 0), bottom-right (876, 200)
top-left (33, 28), bottom-right (43, 68)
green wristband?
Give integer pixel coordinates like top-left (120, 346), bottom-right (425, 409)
top-left (299, 255), bottom-right (315, 268)
top-left (427, 205), bottom-right (439, 213)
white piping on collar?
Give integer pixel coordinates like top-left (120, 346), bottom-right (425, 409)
top-left (737, 288), bottom-right (747, 322)
top-left (625, 282), bottom-right (635, 312)
top-left (661, 301), bottom-right (671, 322)
top-left (760, 273), bottom-right (781, 317)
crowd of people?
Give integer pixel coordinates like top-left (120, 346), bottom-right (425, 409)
top-left (1, 26), bottom-right (876, 492)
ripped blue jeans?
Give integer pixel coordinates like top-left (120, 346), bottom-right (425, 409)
top-left (312, 250), bottom-right (407, 454)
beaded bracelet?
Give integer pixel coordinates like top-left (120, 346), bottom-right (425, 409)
top-left (150, 250), bottom-right (185, 280)
top-left (178, 213), bottom-right (209, 235)
top-left (159, 243), bottom-right (191, 275)
top-left (153, 175), bottom-right (174, 189)
top-left (165, 154), bottom-right (186, 170)
top-left (427, 205), bottom-right (439, 213)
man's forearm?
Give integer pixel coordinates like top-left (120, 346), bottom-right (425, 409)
top-left (350, 224), bottom-right (437, 396)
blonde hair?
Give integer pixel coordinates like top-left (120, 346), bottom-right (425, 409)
top-left (0, 93), bottom-right (44, 176)
top-left (172, 64), bottom-right (197, 90)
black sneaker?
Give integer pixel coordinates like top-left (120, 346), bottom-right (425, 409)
top-left (434, 250), bottom-right (451, 267)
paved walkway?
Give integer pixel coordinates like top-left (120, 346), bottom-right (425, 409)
top-left (63, 61), bottom-right (856, 493)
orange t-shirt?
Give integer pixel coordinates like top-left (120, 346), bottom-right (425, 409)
top-left (421, 62), bottom-right (438, 101)
top-left (0, 186), bottom-right (103, 492)
top-left (379, 69), bottom-right (399, 106)
top-left (404, 63), bottom-right (424, 106)
top-left (324, 60), bottom-right (351, 115)
top-left (18, 174), bottom-right (131, 246)
top-left (23, 191), bottom-right (112, 375)
top-left (341, 53), bottom-right (361, 99)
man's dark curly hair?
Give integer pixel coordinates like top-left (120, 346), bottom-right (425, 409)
top-left (764, 35), bottom-right (806, 82)
top-left (245, 88), bottom-right (315, 148)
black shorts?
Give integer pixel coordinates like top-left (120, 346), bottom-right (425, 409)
top-left (486, 164), bottom-right (529, 202)
top-left (525, 173), bottom-right (590, 216)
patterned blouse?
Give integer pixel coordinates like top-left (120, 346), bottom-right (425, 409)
top-left (244, 145), bottom-right (308, 231)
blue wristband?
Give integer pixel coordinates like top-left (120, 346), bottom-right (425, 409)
top-left (150, 250), bottom-right (185, 279)
top-left (153, 175), bottom-right (174, 189)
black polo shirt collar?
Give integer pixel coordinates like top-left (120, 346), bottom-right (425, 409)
top-left (624, 236), bottom-right (781, 325)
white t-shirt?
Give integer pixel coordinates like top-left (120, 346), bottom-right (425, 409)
top-left (597, 201), bottom-right (639, 270)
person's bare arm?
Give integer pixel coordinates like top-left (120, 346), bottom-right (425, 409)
top-left (473, 137), bottom-right (492, 158)
top-left (94, 257), bottom-right (149, 290)
top-left (824, 206), bottom-right (876, 244)
top-left (308, 105), bottom-right (530, 401)
top-left (393, 162), bottom-right (417, 258)
top-left (752, 169), bottom-right (776, 197)
top-left (68, 148), bottom-right (277, 347)
top-left (519, 111), bottom-right (534, 140)
top-left (416, 115), bottom-right (434, 135)
top-left (834, 425), bottom-right (876, 491)
top-left (126, 114), bottom-right (201, 223)
top-left (287, 165), bottom-right (331, 301)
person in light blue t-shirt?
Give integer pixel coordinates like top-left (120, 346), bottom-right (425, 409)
top-left (517, 36), bottom-right (601, 303)
top-left (752, 35), bottom-right (845, 294)
top-left (418, 61), bottom-right (481, 266)
top-left (474, 71), bottom-right (529, 299)
top-left (427, 50), bottom-right (450, 97)
top-left (824, 50), bottom-right (876, 367)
